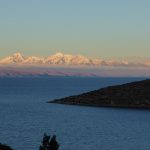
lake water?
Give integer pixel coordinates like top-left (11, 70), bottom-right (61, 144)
top-left (0, 77), bottom-right (150, 150)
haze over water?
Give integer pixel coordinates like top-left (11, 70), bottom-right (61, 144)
top-left (0, 77), bottom-right (149, 150)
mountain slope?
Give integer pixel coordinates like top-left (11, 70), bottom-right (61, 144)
top-left (50, 79), bottom-right (150, 108)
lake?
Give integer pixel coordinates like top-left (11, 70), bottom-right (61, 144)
top-left (0, 77), bottom-right (149, 150)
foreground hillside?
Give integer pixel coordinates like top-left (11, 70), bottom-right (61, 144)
top-left (50, 79), bottom-right (150, 108)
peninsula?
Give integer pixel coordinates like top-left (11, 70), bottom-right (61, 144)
top-left (50, 79), bottom-right (150, 108)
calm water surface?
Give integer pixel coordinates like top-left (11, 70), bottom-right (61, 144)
top-left (0, 77), bottom-right (149, 150)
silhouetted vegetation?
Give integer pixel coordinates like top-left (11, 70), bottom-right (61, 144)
top-left (0, 134), bottom-right (59, 150)
top-left (39, 133), bottom-right (59, 150)
top-left (0, 143), bottom-right (13, 150)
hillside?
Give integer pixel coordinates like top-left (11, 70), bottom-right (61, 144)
top-left (50, 79), bottom-right (150, 108)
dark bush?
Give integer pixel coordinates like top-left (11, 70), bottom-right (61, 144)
top-left (39, 133), bottom-right (59, 150)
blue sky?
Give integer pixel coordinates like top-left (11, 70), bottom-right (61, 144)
top-left (0, 0), bottom-right (150, 58)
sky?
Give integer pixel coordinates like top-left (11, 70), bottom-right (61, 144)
top-left (0, 0), bottom-right (150, 58)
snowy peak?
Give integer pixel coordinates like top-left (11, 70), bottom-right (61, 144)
top-left (0, 52), bottom-right (150, 67)
top-left (45, 52), bottom-right (99, 65)
top-left (12, 52), bottom-right (25, 63)
top-left (24, 56), bottom-right (45, 64)
top-left (12, 52), bottom-right (23, 58)
top-left (53, 52), bottom-right (64, 57)
top-left (0, 52), bottom-right (25, 64)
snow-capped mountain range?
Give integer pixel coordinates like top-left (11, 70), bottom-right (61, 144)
top-left (0, 52), bottom-right (149, 77)
top-left (0, 52), bottom-right (150, 67)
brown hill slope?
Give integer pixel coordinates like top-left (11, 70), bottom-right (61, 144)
top-left (50, 79), bottom-right (150, 108)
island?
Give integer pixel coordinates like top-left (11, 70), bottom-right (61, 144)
top-left (49, 79), bottom-right (150, 108)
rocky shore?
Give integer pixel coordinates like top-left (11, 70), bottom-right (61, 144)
top-left (49, 79), bottom-right (150, 108)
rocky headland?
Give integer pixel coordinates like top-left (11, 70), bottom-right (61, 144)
top-left (50, 79), bottom-right (150, 108)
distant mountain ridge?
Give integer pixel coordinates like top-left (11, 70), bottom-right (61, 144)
top-left (0, 52), bottom-right (101, 65)
top-left (0, 52), bottom-right (150, 67)
top-left (0, 67), bottom-right (98, 77)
